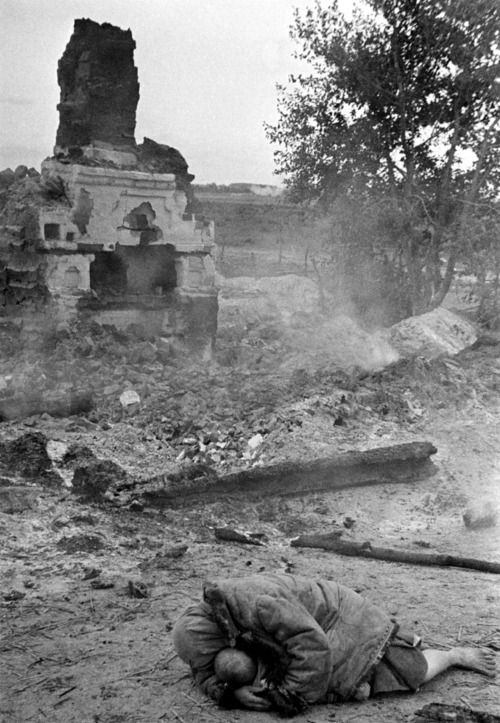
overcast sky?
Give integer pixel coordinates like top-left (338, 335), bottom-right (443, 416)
top-left (0, 0), bottom-right (338, 185)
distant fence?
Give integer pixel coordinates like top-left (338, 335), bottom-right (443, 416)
top-left (214, 242), bottom-right (327, 279)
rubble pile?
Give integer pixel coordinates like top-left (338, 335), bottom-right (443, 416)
top-left (390, 306), bottom-right (477, 358)
top-left (0, 309), bottom-right (498, 491)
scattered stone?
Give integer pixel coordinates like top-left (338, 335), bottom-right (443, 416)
top-left (46, 440), bottom-right (69, 462)
top-left (56, 534), bottom-right (105, 553)
top-left (157, 337), bottom-right (172, 361)
top-left (62, 443), bottom-right (96, 467)
top-left (103, 384), bottom-right (121, 397)
top-left (128, 500), bottom-right (144, 512)
top-left (343, 516), bottom-right (356, 529)
top-left (138, 342), bottom-right (157, 364)
top-left (0, 486), bottom-right (39, 514)
top-left (146, 545), bottom-right (189, 568)
top-left (3, 590), bottom-right (26, 602)
top-left (72, 459), bottom-right (127, 501)
top-left (76, 337), bottom-right (95, 357)
top-left (390, 307), bottom-right (477, 359)
top-left (463, 503), bottom-right (498, 530)
top-left (128, 580), bottom-right (148, 598)
top-left (162, 544), bottom-right (189, 559)
top-left (82, 567), bottom-right (101, 580)
top-left (247, 433), bottom-right (263, 451)
top-left (90, 576), bottom-right (114, 590)
top-left (14, 165), bottom-right (28, 180)
top-left (70, 513), bottom-right (97, 526)
top-left (0, 432), bottom-right (61, 486)
top-left (119, 389), bottom-right (141, 415)
top-left (51, 516), bottom-right (70, 531)
top-left (0, 375), bottom-right (11, 392)
top-left (411, 702), bottom-right (500, 722)
top-left (0, 167), bottom-right (15, 190)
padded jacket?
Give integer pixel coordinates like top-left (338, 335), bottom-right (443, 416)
top-left (172, 573), bottom-right (396, 705)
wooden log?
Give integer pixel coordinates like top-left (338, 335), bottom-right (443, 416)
top-left (291, 535), bottom-right (500, 574)
top-left (214, 527), bottom-right (265, 545)
top-left (137, 441), bottom-right (437, 508)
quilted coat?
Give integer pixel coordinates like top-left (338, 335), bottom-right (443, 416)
top-left (172, 573), bottom-right (397, 705)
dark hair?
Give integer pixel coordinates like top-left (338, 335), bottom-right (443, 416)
top-left (214, 648), bottom-right (257, 686)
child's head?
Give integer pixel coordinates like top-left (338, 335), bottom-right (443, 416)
top-left (214, 648), bottom-right (257, 687)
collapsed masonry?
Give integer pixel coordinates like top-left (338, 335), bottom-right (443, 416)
top-left (0, 19), bottom-right (217, 355)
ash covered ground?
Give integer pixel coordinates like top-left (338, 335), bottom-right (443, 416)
top-left (1, 285), bottom-right (499, 723)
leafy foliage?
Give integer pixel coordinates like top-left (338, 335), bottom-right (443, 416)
top-left (266, 0), bottom-right (500, 316)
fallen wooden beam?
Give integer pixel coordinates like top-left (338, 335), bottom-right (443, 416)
top-left (291, 535), bottom-right (500, 574)
top-left (136, 441), bottom-right (437, 508)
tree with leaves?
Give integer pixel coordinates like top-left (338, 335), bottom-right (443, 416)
top-left (266, 0), bottom-right (500, 317)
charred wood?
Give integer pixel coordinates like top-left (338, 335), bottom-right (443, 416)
top-left (214, 527), bottom-right (265, 545)
top-left (291, 536), bottom-right (500, 574)
top-left (136, 442), bottom-right (437, 508)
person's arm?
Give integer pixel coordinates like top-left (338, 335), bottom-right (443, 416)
top-left (255, 594), bottom-right (334, 704)
top-left (233, 685), bottom-right (272, 710)
top-left (192, 667), bottom-right (271, 710)
top-left (191, 665), bottom-right (239, 708)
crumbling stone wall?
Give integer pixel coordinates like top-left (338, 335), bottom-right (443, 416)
top-left (0, 19), bottom-right (217, 357)
top-left (0, 245), bottom-right (49, 310)
top-left (55, 19), bottom-right (139, 153)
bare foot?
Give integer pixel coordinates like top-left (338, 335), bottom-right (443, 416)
top-left (451, 647), bottom-right (496, 677)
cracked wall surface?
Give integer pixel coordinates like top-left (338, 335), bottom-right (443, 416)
top-left (0, 19), bottom-right (217, 356)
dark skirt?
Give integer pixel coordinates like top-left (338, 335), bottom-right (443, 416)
top-left (370, 634), bottom-right (428, 695)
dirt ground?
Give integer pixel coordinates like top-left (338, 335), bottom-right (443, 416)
top-left (1, 308), bottom-right (500, 722)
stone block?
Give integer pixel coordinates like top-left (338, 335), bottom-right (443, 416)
top-left (463, 502), bottom-right (498, 530)
top-left (0, 486), bottom-right (39, 514)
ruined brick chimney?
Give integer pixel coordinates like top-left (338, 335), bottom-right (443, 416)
top-left (55, 19), bottom-right (139, 154)
top-left (53, 19), bottom-right (197, 202)
top-left (0, 18), bottom-right (216, 357)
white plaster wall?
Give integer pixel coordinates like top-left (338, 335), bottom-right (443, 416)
top-left (45, 254), bottom-right (93, 294)
top-left (91, 307), bottom-right (168, 336)
top-left (175, 254), bottom-right (216, 289)
top-left (38, 207), bottom-right (80, 251)
top-left (41, 161), bottom-right (213, 253)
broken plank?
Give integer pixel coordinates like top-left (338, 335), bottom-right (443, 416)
top-left (137, 441), bottom-right (437, 508)
top-left (214, 527), bottom-right (264, 545)
top-left (290, 536), bottom-right (500, 574)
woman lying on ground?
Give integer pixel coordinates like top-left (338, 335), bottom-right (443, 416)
top-left (172, 573), bottom-right (496, 716)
